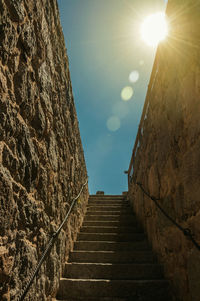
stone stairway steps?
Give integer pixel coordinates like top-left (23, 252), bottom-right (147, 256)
top-left (69, 250), bottom-right (156, 263)
top-left (54, 299), bottom-right (142, 301)
top-left (77, 232), bottom-right (145, 241)
top-left (56, 194), bottom-right (172, 301)
top-left (80, 226), bottom-right (142, 233)
top-left (88, 200), bottom-right (128, 204)
top-left (84, 215), bottom-right (135, 222)
top-left (82, 220), bottom-right (137, 227)
top-left (87, 203), bottom-right (130, 207)
top-left (64, 263), bottom-right (163, 280)
top-left (57, 279), bottom-right (171, 300)
top-left (89, 195), bottom-right (125, 200)
top-left (88, 200), bottom-right (128, 206)
top-left (86, 210), bottom-right (132, 215)
top-left (87, 206), bottom-right (131, 211)
top-left (74, 240), bottom-right (150, 251)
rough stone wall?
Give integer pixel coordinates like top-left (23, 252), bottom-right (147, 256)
top-left (0, 0), bottom-right (89, 300)
top-left (128, 1), bottom-right (200, 301)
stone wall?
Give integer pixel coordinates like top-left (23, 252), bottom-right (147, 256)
top-left (0, 0), bottom-right (89, 300)
top-left (128, 1), bottom-right (200, 301)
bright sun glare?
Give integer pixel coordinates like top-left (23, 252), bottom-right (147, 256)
top-left (141, 12), bottom-right (168, 47)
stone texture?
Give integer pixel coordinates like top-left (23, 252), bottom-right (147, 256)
top-left (0, 0), bottom-right (89, 300)
top-left (128, 1), bottom-right (200, 301)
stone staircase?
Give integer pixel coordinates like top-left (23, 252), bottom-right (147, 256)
top-left (56, 194), bottom-right (172, 301)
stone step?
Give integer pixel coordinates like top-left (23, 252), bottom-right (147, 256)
top-left (80, 226), bottom-right (142, 233)
top-left (56, 299), bottom-right (136, 301)
top-left (55, 298), bottom-right (146, 301)
top-left (55, 298), bottom-right (139, 301)
top-left (88, 200), bottom-right (129, 206)
top-left (84, 215), bottom-right (135, 222)
top-left (74, 240), bottom-right (150, 251)
top-left (69, 250), bottom-right (156, 264)
top-left (82, 220), bottom-right (137, 227)
top-left (56, 279), bottom-right (171, 300)
top-left (89, 195), bottom-right (125, 200)
top-left (64, 263), bottom-right (163, 280)
top-left (86, 210), bottom-right (132, 216)
top-left (77, 232), bottom-right (145, 242)
top-left (87, 205), bottom-right (131, 211)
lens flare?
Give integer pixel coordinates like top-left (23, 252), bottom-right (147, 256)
top-left (106, 116), bottom-right (121, 132)
top-left (129, 70), bottom-right (139, 83)
top-left (121, 86), bottom-right (134, 101)
top-left (141, 12), bottom-right (168, 47)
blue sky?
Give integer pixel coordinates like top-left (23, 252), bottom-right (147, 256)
top-left (57, 0), bottom-right (167, 194)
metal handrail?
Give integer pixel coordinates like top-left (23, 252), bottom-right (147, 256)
top-left (17, 178), bottom-right (88, 301)
top-left (135, 180), bottom-right (200, 251)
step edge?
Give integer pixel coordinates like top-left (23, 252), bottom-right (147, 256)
top-left (59, 278), bottom-right (169, 283)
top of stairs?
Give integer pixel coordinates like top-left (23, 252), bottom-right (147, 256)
top-left (89, 194), bottom-right (126, 199)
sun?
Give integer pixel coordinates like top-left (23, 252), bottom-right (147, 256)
top-left (141, 12), bottom-right (168, 47)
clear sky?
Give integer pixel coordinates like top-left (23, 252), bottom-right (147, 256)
top-left (57, 0), bottom-right (167, 195)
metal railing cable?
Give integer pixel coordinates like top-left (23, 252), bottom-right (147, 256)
top-left (134, 180), bottom-right (200, 251)
top-left (17, 178), bottom-right (88, 301)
